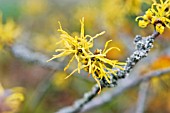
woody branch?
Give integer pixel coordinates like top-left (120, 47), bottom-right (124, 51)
top-left (55, 31), bottom-right (160, 113)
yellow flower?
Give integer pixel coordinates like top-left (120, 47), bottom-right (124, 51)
top-left (48, 18), bottom-right (105, 74)
top-left (80, 40), bottom-right (126, 93)
top-left (0, 13), bottom-right (21, 50)
top-left (138, 20), bottom-right (150, 28)
top-left (48, 18), bottom-right (126, 94)
top-left (136, 9), bottom-right (153, 27)
top-left (0, 84), bottom-right (24, 113)
top-left (136, 0), bottom-right (170, 34)
top-left (155, 23), bottom-right (165, 34)
top-left (151, 0), bottom-right (170, 34)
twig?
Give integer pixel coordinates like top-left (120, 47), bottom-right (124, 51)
top-left (80, 67), bottom-right (170, 112)
top-left (135, 82), bottom-right (149, 113)
top-left (11, 44), bottom-right (62, 70)
top-left (55, 31), bottom-right (160, 113)
top-left (55, 84), bottom-right (100, 113)
top-left (116, 31), bottom-right (159, 79)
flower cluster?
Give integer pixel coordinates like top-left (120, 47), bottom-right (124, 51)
top-left (0, 84), bottom-right (24, 113)
top-left (136, 0), bottom-right (170, 34)
top-left (48, 18), bottom-right (125, 93)
top-left (0, 13), bottom-right (21, 50)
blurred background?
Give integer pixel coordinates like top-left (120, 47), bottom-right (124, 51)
top-left (0, 0), bottom-right (170, 113)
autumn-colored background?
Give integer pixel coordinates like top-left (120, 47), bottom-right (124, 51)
top-left (0, 0), bottom-right (170, 113)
